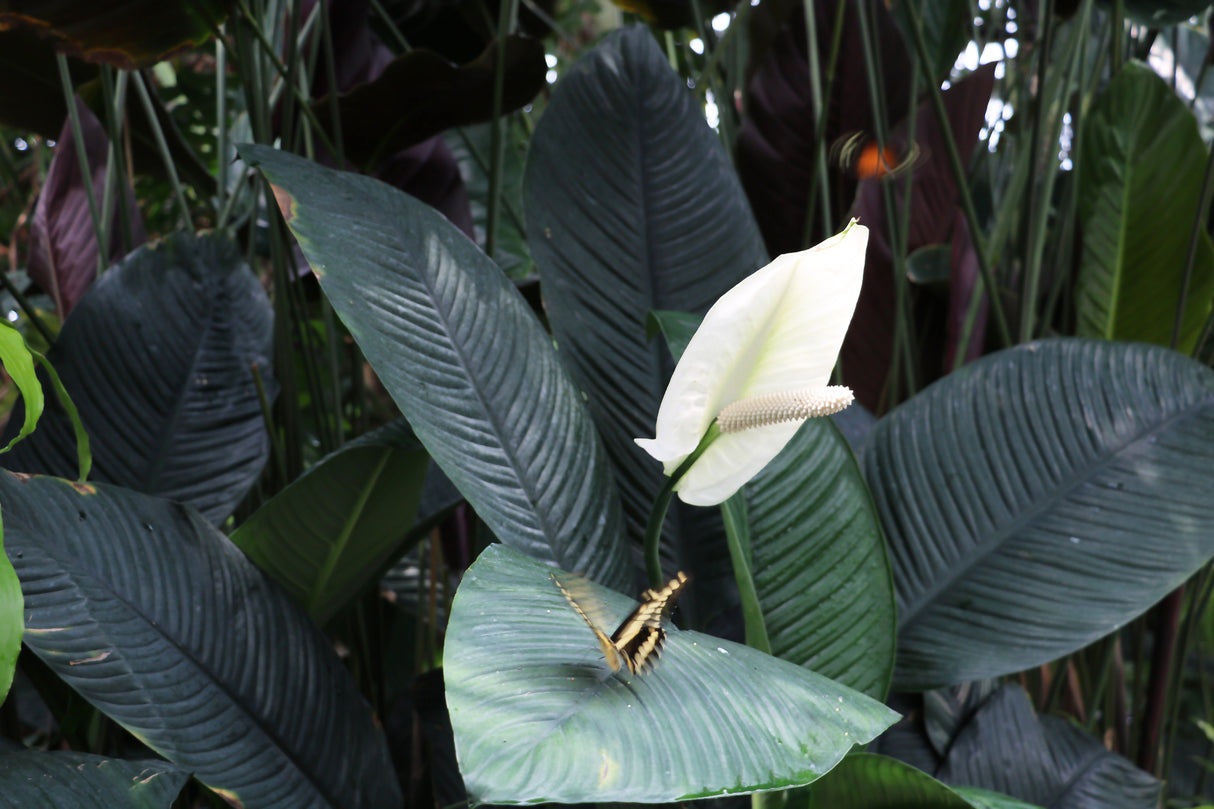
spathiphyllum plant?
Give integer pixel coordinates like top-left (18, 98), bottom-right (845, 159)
top-left (6, 4), bottom-right (1214, 809)
top-left (636, 220), bottom-right (867, 507)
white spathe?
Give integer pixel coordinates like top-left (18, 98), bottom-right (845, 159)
top-left (635, 222), bottom-right (868, 506)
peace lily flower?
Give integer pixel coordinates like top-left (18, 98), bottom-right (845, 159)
top-left (635, 220), bottom-right (868, 506)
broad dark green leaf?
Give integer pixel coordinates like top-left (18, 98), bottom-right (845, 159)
top-left (0, 509), bottom-right (18, 703)
top-left (2, 472), bottom-right (400, 809)
top-left (937, 685), bottom-right (1160, 809)
top-left (863, 339), bottom-right (1214, 689)
top-left (525, 26), bottom-right (768, 603)
top-left (1, 232), bottom-right (275, 527)
top-left (0, 0), bottom-right (225, 69)
top-left (240, 144), bottom-right (630, 591)
top-left (445, 544), bottom-right (898, 804)
top-left (747, 419), bottom-right (895, 699)
top-left (0, 751), bottom-right (187, 809)
top-left (802, 753), bottom-right (976, 808)
top-left (232, 420), bottom-right (429, 624)
top-left (1077, 61), bottom-right (1214, 352)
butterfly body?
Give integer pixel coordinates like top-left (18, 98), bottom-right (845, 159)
top-left (553, 571), bottom-right (690, 675)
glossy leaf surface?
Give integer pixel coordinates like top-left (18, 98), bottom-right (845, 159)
top-left (0, 752), bottom-right (187, 809)
top-left (864, 339), bottom-right (1214, 689)
top-left (445, 545), bottom-right (898, 804)
top-left (2, 472), bottom-right (400, 809)
top-left (2, 233), bottom-right (275, 526)
top-left (241, 144), bottom-right (630, 590)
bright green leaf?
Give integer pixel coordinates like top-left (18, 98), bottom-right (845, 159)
top-left (1077, 61), bottom-right (1214, 352)
top-left (748, 419), bottom-right (895, 699)
top-left (802, 753), bottom-right (977, 808)
top-left (0, 324), bottom-right (43, 454)
top-left (0, 508), bottom-right (19, 704)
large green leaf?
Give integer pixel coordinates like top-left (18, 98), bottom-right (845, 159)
top-left (1077, 61), bottom-right (1214, 352)
top-left (1, 472), bottom-right (401, 809)
top-left (524, 26), bottom-right (768, 603)
top-left (747, 419), bottom-right (895, 699)
top-left (1, 232), bottom-right (275, 526)
top-left (232, 420), bottom-right (429, 624)
top-left (240, 144), bottom-right (630, 591)
top-left (0, 508), bottom-right (18, 703)
top-left (444, 544), bottom-right (898, 804)
top-left (863, 338), bottom-right (1214, 689)
top-left (0, 752), bottom-right (187, 809)
top-left (801, 753), bottom-right (985, 808)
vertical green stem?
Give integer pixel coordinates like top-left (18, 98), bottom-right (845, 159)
top-left (131, 71), bottom-right (192, 230)
top-left (719, 493), bottom-right (770, 654)
top-left (902, 0), bottom-right (1012, 348)
top-left (485, 0), bottom-right (519, 259)
top-left (642, 425), bottom-right (719, 587)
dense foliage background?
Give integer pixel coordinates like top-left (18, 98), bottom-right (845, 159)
top-left (3, 0), bottom-right (1214, 807)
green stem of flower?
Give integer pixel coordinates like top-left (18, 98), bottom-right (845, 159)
top-left (642, 424), bottom-right (720, 587)
top-left (720, 493), bottom-right (771, 654)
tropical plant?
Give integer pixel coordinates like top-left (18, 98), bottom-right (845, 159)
top-left (2, 1), bottom-right (1214, 808)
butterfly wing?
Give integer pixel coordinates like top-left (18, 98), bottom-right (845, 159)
top-left (552, 574), bottom-right (625, 672)
top-left (611, 572), bottom-right (690, 674)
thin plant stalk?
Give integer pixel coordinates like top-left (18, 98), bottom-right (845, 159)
top-left (642, 426), bottom-right (718, 587)
top-left (485, 0), bottom-right (520, 259)
top-left (902, 0), bottom-right (1012, 349)
top-left (1018, 0), bottom-right (1055, 341)
top-left (55, 55), bottom-right (107, 274)
top-left (131, 71), bottom-right (193, 231)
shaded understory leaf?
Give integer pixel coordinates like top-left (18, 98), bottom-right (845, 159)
top-left (801, 753), bottom-right (987, 808)
top-left (1, 232), bottom-right (275, 526)
top-left (0, 751), bottom-right (187, 809)
top-left (935, 685), bottom-right (1160, 808)
top-left (445, 545), bottom-right (898, 805)
top-left (863, 338), bottom-right (1214, 689)
top-left (240, 143), bottom-right (630, 591)
top-left (232, 419), bottom-right (429, 624)
top-left (1, 472), bottom-right (401, 809)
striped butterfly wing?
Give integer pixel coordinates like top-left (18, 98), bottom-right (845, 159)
top-left (553, 572), bottom-right (690, 675)
top-left (611, 571), bottom-right (690, 674)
